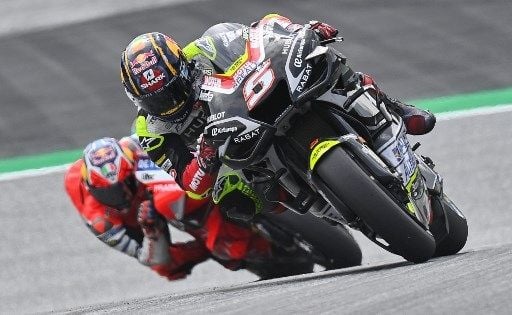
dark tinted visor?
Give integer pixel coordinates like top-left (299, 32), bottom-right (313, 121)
top-left (88, 177), bottom-right (135, 210)
top-left (133, 75), bottom-right (192, 119)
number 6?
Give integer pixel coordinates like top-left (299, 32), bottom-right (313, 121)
top-left (243, 60), bottom-right (275, 110)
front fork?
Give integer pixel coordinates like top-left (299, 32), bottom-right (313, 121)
top-left (416, 155), bottom-right (452, 243)
top-left (308, 135), bottom-right (403, 225)
top-left (308, 135), bottom-right (443, 231)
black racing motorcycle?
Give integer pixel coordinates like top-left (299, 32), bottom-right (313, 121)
top-left (199, 22), bottom-right (467, 263)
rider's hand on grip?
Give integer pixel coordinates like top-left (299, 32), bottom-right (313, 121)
top-left (197, 133), bottom-right (221, 173)
top-left (308, 20), bottom-right (339, 40)
top-left (138, 199), bottom-right (165, 239)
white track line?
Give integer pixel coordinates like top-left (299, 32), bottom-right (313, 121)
top-left (2, 103), bottom-right (512, 181)
top-left (436, 103), bottom-right (512, 121)
top-left (0, 164), bottom-right (71, 182)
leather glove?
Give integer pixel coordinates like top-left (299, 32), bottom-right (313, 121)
top-left (197, 134), bottom-right (222, 173)
top-left (308, 20), bottom-right (339, 40)
top-left (138, 200), bottom-right (165, 239)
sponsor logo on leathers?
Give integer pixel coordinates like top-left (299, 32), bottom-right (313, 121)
top-left (190, 168), bottom-right (206, 191)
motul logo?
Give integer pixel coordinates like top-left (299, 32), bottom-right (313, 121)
top-left (190, 168), bottom-right (206, 191)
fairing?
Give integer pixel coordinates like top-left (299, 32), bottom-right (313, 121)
top-left (200, 23), bottom-right (343, 168)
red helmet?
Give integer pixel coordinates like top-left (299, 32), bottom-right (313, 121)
top-left (121, 32), bottom-right (195, 122)
top-left (82, 138), bottom-right (137, 210)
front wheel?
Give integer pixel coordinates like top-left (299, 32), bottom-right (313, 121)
top-left (315, 146), bottom-right (436, 263)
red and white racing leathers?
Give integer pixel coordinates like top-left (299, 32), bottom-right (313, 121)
top-left (64, 159), bottom-right (209, 280)
top-left (65, 156), bottom-right (275, 280)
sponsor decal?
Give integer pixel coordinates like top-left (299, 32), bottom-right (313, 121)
top-left (141, 173), bottom-right (154, 180)
top-left (219, 30), bottom-right (239, 47)
top-left (161, 159), bottom-right (173, 172)
top-left (403, 155), bottom-right (416, 181)
top-left (139, 137), bottom-right (157, 151)
top-left (203, 76), bottom-right (222, 88)
top-left (135, 169), bottom-right (175, 183)
top-left (309, 140), bottom-right (340, 170)
top-left (242, 27), bottom-right (250, 40)
top-left (294, 36), bottom-right (306, 68)
top-left (137, 158), bottom-right (159, 170)
top-left (226, 54), bottom-right (245, 74)
top-left (396, 134), bottom-right (417, 180)
top-left (190, 168), bottom-right (206, 190)
top-left (207, 112), bottom-right (225, 124)
top-left (234, 128), bottom-right (261, 143)
top-left (296, 63), bottom-right (313, 93)
top-left (130, 50), bottom-right (158, 75)
top-left (199, 89), bottom-right (214, 102)
top-left (89, 146), bottom-right (117, 166)
top-left (195, 37), bottom-right (216, 59)
top-left (285, 31), bottom-right (308, 90)
top-left (281, 35), bottom-right (295, 55)
top-left (211, 126), bottom-right (238, 137)
top-left (205, 116), bottom-right (258, 142)
top-left (195, 63), bottom-right (213, 75)
top-left (233, 61), bottom-right (257, 87)
top-left (140, 68), bottom-right (166, 92)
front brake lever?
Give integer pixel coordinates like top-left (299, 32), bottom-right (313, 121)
top-left (320, 36), bottom-right (344, 46)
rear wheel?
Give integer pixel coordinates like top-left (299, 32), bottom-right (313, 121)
top-left (315, 147), bottom-right (436, 263)
top-left (265, 211), bottom-right (362, 269)
top-left (431, 194), bottom-right (468, 257)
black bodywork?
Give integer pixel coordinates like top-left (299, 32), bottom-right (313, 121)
top-left (202, 25), bottom-right (352, 170)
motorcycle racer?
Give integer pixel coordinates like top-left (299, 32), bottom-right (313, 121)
top-left (65, 136), bottom-right (315, 280)
top-left (64, 136), bottom-right (209, 280)
top-left (120, 13), bottom-right (436, 220)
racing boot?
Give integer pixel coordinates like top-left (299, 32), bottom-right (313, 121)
top-left (245, 244), bottom-right (314, 280)
top-left (359, 73), bottom-right (436, 135)
top-left (383, 96), bottom-right (437, 135)
top-left (212, 172), bottom-right (264, 223)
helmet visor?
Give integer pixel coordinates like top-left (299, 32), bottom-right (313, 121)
top-left (132, 75), bottom-right (192, 121)
top-left (88, 177), bottom-right (135, 210)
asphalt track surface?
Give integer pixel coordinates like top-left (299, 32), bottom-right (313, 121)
top-left (1, 0), bottom-right (512, 313)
